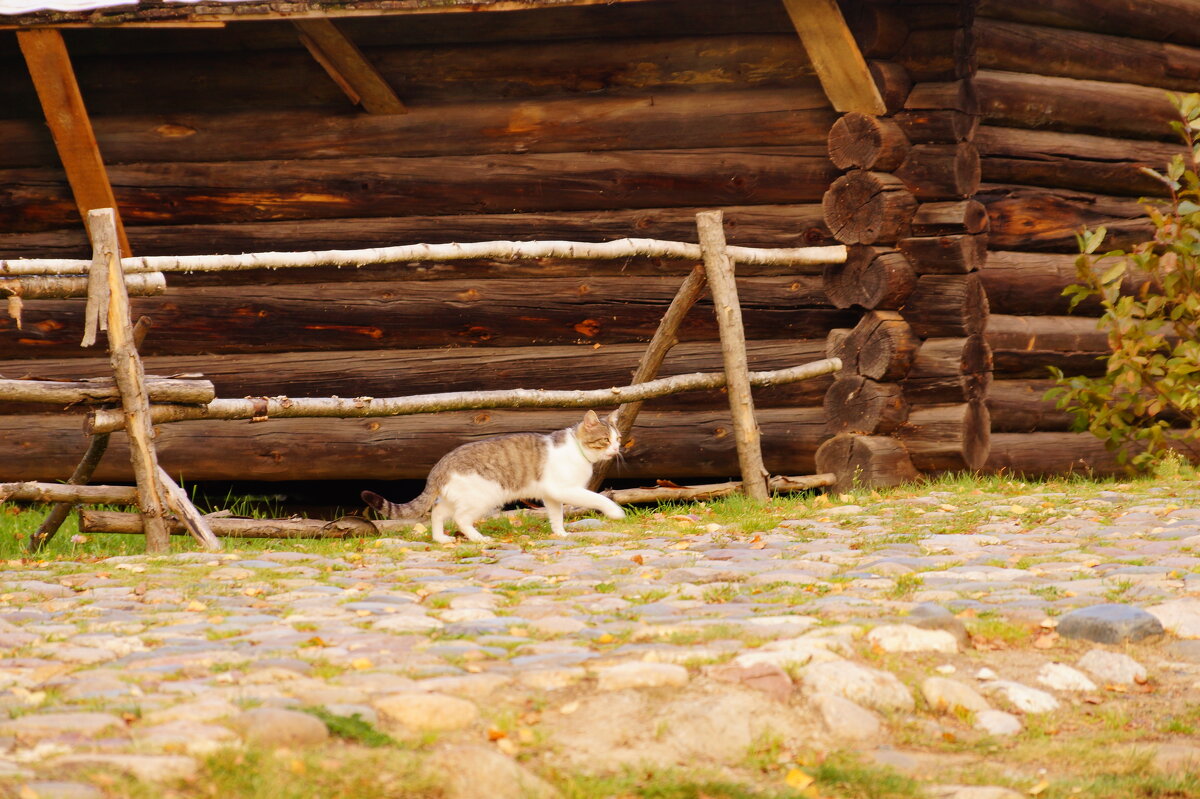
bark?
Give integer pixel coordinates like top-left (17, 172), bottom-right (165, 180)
top-left (605, 473), bottom-right (837, 504)
top-left (845, 3), bottom-right (908, 58)
top-left (0, 273), bottom-right (164, 301)
top-left (86, 358), bottom-right (844, 434)
top-left (982, 432), bottom-right (1137, 477)
top-left (895, 400), bottom-right (991, 471)
top-left (0, 376), bottom-right (214, 406)
top-left (895, 143), bottom-right (981, 200)
top-left (898, 233), bottom-right (988, 274)
top-left (975, 69), bottom-right (1180, 142)
top-left (911, 200), bottom-right (989, 236)
top-left (976, 126), bottom-right (1183, 199)
top-left (824, 375), bottom-right (909, 435)
top-left (822, 170), bottom-right (918, 245)
top-left (0, 340), bottom-right (834, 414)
top-left (156, 466), bottom-right (222, 551)
top-left (826, 310), bottom-right (921, 381)
top-left (867, 60), bottom-right (914, 113)
top-left (814, 433), bottom-right (920, 492)
top-left (978, 184), bottom-right (1152, 252)
top-left (901, 273), bottom-right (989, 338)
top-left (977, 0), bottom-right (1200, 50)
top-left (823, 248), bottom-right (916, 310)
top-left (0, 86), bottom-right (837, 169)
top-left (903, 334), bottom-right (993, 405)
top-left (0, 408), bottom-right (831, 482)
top-left (697, 210), bottom-right (769, 500)
top-left (976, 18), bottom-right (1200, 95)
top-left (897, 27), bottom-right (976, 82)
top-left (986, 314), bottom-right (1109, 378)
top-left (827, 112), bottom-right (911, 171)
top-left (0, 148), bottom-right (840, 232)
top-left (3, 239), bottom-right (845, 277)
top-left (980, 250), bottom-right (1153, 316)
top-left (0, 276), bottom-right (855, 357)
top-left (0, 204), bottom-right (837, 261)
top-left (79, 510), bottom-right (410, 538)
top-left (0, 481), bottom-right (137, 505)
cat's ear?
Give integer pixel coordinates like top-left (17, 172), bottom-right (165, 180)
top-left (583, 409), bottom-right (600, 426)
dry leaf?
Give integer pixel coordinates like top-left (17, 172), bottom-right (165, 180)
top-left (1028, 778), bottom-right (1049, 795)
top-left (487, 727), bottom-right (507, 741)
top-left (631, 554), bottom-right (645, 565)
top-left (785, 769), bottom-right (814, 790)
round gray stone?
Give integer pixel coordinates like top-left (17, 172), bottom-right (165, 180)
top-left (1056, 603), bottom-right (1165, 644)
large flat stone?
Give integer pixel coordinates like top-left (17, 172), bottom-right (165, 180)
top-left (1056, 604), bottom-right (1165, 644)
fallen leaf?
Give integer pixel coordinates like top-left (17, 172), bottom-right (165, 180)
top-left (487, 727), bottom-right (507, 741)
top-left (351, 657), bottom-right (373, 670)
top-left (785, 769), bottom-right (814, 790)
top-left (1028, 778), bottom-right (1049, 795)
top-left (631, 554), bottom-right (645, 565)
top-left (186, 601), bottom-right (208, 612)
top-left (1009, 505), bottom-right (1030, 515)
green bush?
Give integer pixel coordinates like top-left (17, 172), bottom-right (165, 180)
top-left (1048, 92), bottom-right (1200, 469)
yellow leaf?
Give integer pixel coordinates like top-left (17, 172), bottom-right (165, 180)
top-left (289, 758), bottom-right (307, 775)
top-left (351, 657), bottom-right (373, 670)
top-left (186, 600), bottom-right (208, 612)
top-left (785, 768), bottom-right (815, 790)
top-left (595, 633), bottom-right (615, 645)
top-left (1028, 778), bottom-right (1050, 795)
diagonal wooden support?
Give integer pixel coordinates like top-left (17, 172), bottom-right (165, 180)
top-left (697, 210), bottom-right (770, 502)
top-left (779, 0), bottom-right (886, 115)
top-left (294, 19), bottom-right (406, 115)
top-left (91, 208), bottom-right (173, 553)
top-left (18, 29), bottom-right (131, 255)
top-left (588, 263), bottom-right (708, 491)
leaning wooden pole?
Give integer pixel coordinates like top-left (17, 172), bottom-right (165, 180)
top-left (92, 208), bottom-right (172, 553)
top-left (696, 210), bottom-right (770, 501)
top-left (589, 263), bottom-right (708, 491)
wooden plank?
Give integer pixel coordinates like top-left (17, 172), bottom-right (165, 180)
top-left (16, 30), bottom-right (130, 256)
top-left (779, 0), bottom-right (886, 114)
top-left (293, 18), bottom-right (407, 114)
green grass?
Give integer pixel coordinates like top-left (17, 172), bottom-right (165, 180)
top-left (301, 707), bottom-right (399, 748)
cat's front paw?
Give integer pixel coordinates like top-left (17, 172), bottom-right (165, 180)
top-left (603, 505), bottom-right (626, 520)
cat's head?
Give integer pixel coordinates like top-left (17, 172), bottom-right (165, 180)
top-left (577, 409), bottom-right (621, 462)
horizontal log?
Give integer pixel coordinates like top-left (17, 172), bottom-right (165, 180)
top-left (0, 481), bottom-right (137, 505)
top-left (986, 314), bottom-right (1108, 378)
top-left (988, 378), bottom-right (1191, 433)
top-left (79, 511), bottom-right (412, 538)
top-left (982, 432), bottom-right (1137, 477)
top-left (898, 233), bottom-right (987, 274)
top-left (604, 473), bottom-right (836, 504)
top-left (827, 112), bottom-right (911, 171)
top-left (0, 340), bottom-right (833, 413)
top-left (976, 125), bottom-right (1182, 199)
top-left (976, 69), bottom-right (1180, 142)
top-left (868, 60), bottom-right (914, 114)
top-left (0, 204), bottom-right (837, 261)
top-left (897, 81), bottom-right (981, 144)
top-left (0, 376), bottom-right (215, 406)
top-left (0, 148), bottom-right (840, 232)
top-left (901, 273), bottom-right (989, 338)
top-left (977, 18), bottom-right (1200, 94)
top-left (980, 250), bottom-right (1154, 316)
top-left (0, 408), bottom-right (831, 482)
top-left (822, 170), bottom-right (918, 245)
top-left (0, 86), bottom-right (836, 169)
top-left (0, 273), bottom-right (165, 300)
top-left (911, 201), bottom-right (989, 236)
top-left (897, 27), bottom-right (976, 82)
top-left (827, 310), bottom-right (920, 381)
top-left (0, 276), bottom-right (855, 357)
top-left (815, 433), bottom-right (919, 492)
top-left (86, 358), bottom-right (843, 433)
top-left (2, 238), bottom-right (845, 278)
top-left (903, 335), bottom-right (993, 405)
top-left (823, 248), bottom-right (916, 310)
top-left (978, 184), bottom-right (1152, 252)
top-left (0, 30), bottom-right (821, 115)
top-left (895, 400), bottom-right (991, 471)
top-left (977, 0), bottom-right (1200, 49)
top-left (895, 143), bottom-right (981, 200)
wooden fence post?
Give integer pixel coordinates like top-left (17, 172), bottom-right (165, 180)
top-left (90, 208), bottom-right (173, 553)
top-left (696, 210), bottom-right (770, 502)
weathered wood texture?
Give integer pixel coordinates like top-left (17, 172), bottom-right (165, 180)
top-left (978, 185), bottom-right (1151, 252)
top-left (896, 400), bottom-right (991, 471)
top-left (824, 375), bottom-right (908, 436)
top-left (0, 340), bottom-right (833, 413)
top-left (823, 248), bottom-right (916, 310)
top-left (988, 379), bottom-right (1190, 433)
top-left (985, 314), bottom-right (1108, 378)
top-left (0, 277), bottom-right (851, 357)
top-left (0, 205), bottom-right (836, 261)
top-left (978, 0), bottom-right (1200, 49)
top-left (901, 273), bottom-right (989, 338)
top-left (826, 311), bottom-right (920, 382)
top-left (0, 408), bottom-right (829, 482)
top-left (903, 335), bottom-right (993, 405)
top-left (822, 170), bottom-right (917, 245)
top-left (981, 251), bottom-right (1151, 316)
top-left (815, 433), bottom-right (919, 492)
top-left (0, 148), bottom-right (839, 233)
top-left (982, 432), bottom-right (1151, 477)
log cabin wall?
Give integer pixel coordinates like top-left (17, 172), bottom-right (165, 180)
top-left (0, 0), bottom-right (863, 484)
top-left (816, 0), bottom-right (991, 491)
top-left (973, 0), bottom-right (1197, 476)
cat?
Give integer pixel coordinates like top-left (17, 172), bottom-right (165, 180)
top-left (361, 409), bottom-right (625, 543)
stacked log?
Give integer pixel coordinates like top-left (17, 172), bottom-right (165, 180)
top-left (973, 0), bottom-right (1198, 475)
top-left (816, 2), bottom-right (991, 491)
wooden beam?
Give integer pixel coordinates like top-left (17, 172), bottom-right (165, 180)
top-left (293, 19), bottom-right (406, 114)
top-left (16, 30), bottom-right (131, 255)
top-left (779, 0), bottom-right (886, 115)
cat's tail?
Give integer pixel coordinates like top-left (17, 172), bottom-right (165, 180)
top-left (361, 487), bottom-right (436, 520)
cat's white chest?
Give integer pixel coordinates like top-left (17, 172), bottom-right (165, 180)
top-left (541, 440), bottom-right (592, 489)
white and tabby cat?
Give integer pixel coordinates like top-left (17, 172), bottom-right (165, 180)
top-left (362, 410), bottom-right (625, 543)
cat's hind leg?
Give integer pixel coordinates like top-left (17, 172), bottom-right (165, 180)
top-left (430, 501), bottom-right (454, 544)
top-left (452, 508), bottom-right (490, 543)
